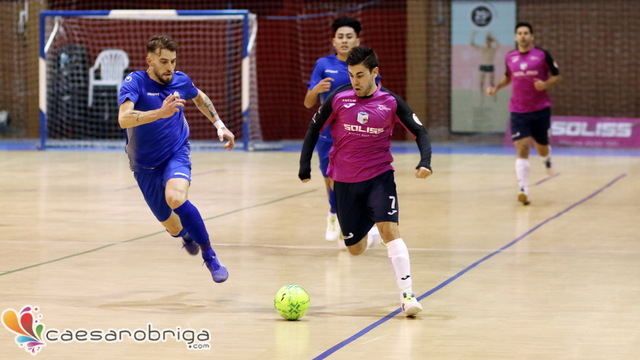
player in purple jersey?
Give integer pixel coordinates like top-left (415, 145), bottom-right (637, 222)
top-left (486, 22), bottom-right (560, 205)
top-left (299, 47), bottom-right (432, 316)
top-left (118, 35), bottom-right (235, 283)
top-left (303, 17), bottom-right (362, 243)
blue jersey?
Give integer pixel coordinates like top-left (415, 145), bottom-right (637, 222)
top-left (119, 70), bottom-right (198, 172)
top-left (308, 55), bottom-right (351, 141)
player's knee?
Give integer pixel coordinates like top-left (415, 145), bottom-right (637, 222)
top-left (347, 241), bottom-right (367, 256)
top-left (515, 144), bottom-right (529, 158)
top-left (537, 144), bottom-right (549, 157)
top-left (165, 191), bottom-right (187, 209)
top-left (377, 222), bottom-right (400, 243)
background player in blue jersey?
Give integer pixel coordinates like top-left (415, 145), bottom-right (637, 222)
top-left (303, 17), bottom-right (363, 243)
top-left (117, 35), bottom-right (235, 283)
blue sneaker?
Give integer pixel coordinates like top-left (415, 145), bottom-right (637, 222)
top-left (181, 234), bottom-right (199, 256)
top-left (203, 249), bottom-right (228, 283)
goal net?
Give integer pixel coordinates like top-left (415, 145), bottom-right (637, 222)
top-left (39, 9), bottom-right (260, 150)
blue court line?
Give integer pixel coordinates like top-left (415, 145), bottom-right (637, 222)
top-left (313, 173), bottom-right (627, 360)
top-left (2, 139), bottom-right (640, 157)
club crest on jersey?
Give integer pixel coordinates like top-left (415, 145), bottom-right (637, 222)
top-left (357, 111), bottom-right (369, 125)
top-left (519, 63), bottom-right (528, 71)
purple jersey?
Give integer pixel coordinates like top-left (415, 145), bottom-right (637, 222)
top-left (299, 84), bottom-right (431, 183)
top-left (505, 47), bottom-right (559, 113)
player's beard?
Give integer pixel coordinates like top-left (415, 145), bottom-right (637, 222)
top-left (154, 69), bottom-right (173, 85)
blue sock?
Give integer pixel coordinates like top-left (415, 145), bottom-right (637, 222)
top-left (328, 188), bottom-right (337, 214)
top-left (173, 201), bottom-right (215, 258)
top-left (182, 232), bottom-right (193, 243)
top-left (169, 228), bottom-right (188, 238)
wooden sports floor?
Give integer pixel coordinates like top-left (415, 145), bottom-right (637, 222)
top-left (1, 149), bottom-right (638, 359)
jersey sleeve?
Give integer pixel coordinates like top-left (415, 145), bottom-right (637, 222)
top-left (119, 73), bottom-right (139, 105)
top-left (543, 49), bottom-right (560, 76)
top-left (390, 91), bottom-right (432, 171)
top-left (307, 59), bottom-right (325, 90)
top-left (298, 90), bottom-right (336, 180)
top-left (181, 73), bottom-right (199, 99)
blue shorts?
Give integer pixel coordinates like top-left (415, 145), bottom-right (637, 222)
top-left (316, 137), bottom-right (332, 178)
top-left (133, 144), bottom-right (192, 222)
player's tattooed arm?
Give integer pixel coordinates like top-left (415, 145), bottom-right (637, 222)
top-left (131, 111), bottom-right (143, 123)
top-left (118, 96), bottom-right (184, 129)
top-left (192, 89), bottom-right (234, 148)
top-left (192, 89), bottom-right (223, 124)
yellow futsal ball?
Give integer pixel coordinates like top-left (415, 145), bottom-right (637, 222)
top-left (274, 284), bottom-right (310, 320)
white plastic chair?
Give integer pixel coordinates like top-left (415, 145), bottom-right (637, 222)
top-left (88, 49), bottom-right (129, 107)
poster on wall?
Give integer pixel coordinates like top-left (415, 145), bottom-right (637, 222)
top-left (451, 0), bottom-right (516, 133)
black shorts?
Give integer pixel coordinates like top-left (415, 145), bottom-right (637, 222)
top-left (510, 107), bottom-right (551, 145)
top-left (333, 170), bottom-right (399, 246)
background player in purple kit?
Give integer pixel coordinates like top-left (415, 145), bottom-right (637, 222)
top-left (486, 22), bottom-right (561, 205)
top-left (299, 46), bottom-right (432, 316)
top-left (303, 17), bottom-right (362, 243)
top-left (118, 35), bottom-right (235, 283)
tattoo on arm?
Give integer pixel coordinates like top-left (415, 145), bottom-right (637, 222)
top-left (204, 98), bottom-right (218, 119)
top-left (131, 111), bottom-right (142, 122)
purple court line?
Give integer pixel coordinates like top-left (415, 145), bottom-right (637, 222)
top-left (313, 173), bottom-right (627, 360)
top-left (534, 172), bottom-right (560, 186)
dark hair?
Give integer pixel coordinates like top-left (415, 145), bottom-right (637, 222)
top-left (147, 34), bottom-right (178, 53)
top-left (515, 22), bottom-right (533, 34)
top-left (346, 46), bottom-right (378, 71)
top-left (331, 16), bottom-right (361, 36)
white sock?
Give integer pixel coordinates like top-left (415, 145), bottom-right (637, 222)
top-left (542, 146), bottom-right (552, 164)
top-left (386, 238), bottom-right (412, 292)
top-left (515, 158), bottom-right (530, 193)
top-left (366, 225), bottom-right (381, 249)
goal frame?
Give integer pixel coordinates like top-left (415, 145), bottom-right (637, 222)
top-left (38, 9), bottom-right (256, 150)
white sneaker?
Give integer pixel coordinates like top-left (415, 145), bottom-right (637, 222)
top-left (517, 187), bottom-right (530, 206)
top-left (325, 213), bottom-right (341, 241)
top-left (401, 292), bottom-right (423, 317)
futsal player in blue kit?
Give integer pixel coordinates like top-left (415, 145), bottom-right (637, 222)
top-left (305, 17), bottom-right (384, 244)
top-left (117, 35), bottom-right (235, 283)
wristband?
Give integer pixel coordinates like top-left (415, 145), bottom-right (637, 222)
top-left (213, 119), bottom-right (226, 130)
